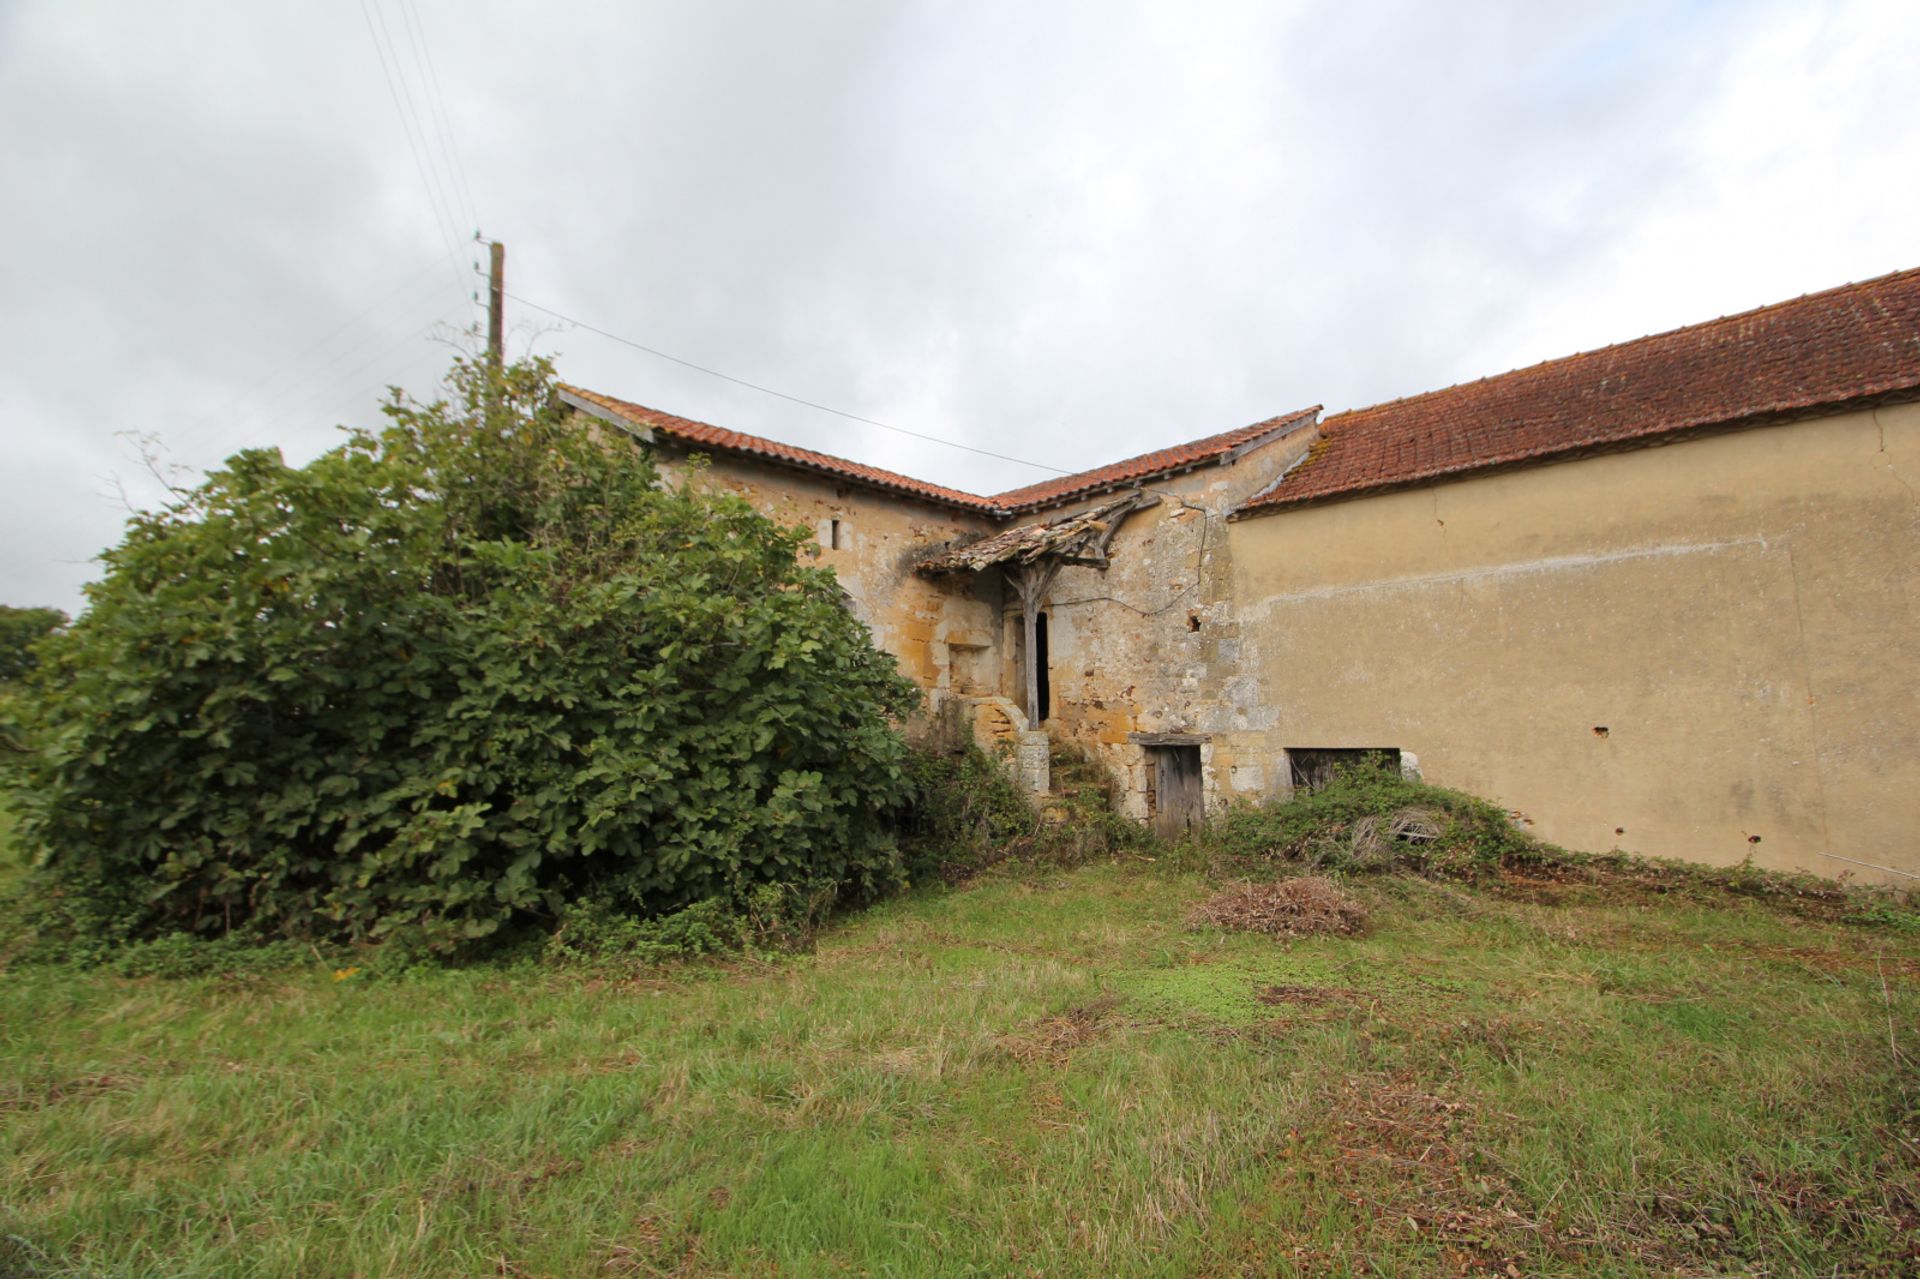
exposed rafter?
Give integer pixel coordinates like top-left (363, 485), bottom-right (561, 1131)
top-left (916, 489), bottom-right (1159, 727)
top-left (915, 490), bottom-right (1158, 576)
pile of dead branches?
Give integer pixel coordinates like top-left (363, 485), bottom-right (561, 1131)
top-left (1186, 876), bottom-right (1371, 940)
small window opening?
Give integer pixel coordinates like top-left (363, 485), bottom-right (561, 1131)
top-left (829, 518), bottom-right (842, 550)
top-left (1592, 725), bottom-right (1609, 738)
top-left (1034, 611), bottom-right (1051, 722)
top-left (1187, 611), bottom-right (1202, 632)
top-left (1286, 747), bottom-right (1401, 792)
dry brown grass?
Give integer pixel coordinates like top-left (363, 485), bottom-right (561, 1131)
top-left (993, 996), bottom-right (1122, 1066)
top-left (1187, 876), bottom-right (1371, 940)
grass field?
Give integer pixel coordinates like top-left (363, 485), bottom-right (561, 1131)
top-left (3, 854), bottom-right (1916, 1278)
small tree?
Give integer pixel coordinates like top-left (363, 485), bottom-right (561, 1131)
top-left (7, 359), bottom-right (919, 948)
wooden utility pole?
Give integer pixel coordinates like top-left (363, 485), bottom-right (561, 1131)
top-left (486, 240), bottom-right (505, 369)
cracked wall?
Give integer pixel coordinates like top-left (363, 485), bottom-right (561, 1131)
top-left (1017, 427), bottom-right (1318, 822)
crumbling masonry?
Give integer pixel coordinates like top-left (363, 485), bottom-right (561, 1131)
top-left (561, 267), bottom-right (1920, 883)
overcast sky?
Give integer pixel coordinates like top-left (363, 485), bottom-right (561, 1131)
top-left (3, 0), bottom-right (1916, 612)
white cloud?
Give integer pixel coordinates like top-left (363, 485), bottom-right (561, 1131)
top-left (1, 0), bottom-right (1914, 611)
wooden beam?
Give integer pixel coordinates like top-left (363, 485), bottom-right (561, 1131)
top-left (1009, 561), bottom-right (1061, 728)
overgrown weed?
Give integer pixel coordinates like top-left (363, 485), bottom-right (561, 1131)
top-left (544, 880), bottom-right (836, 966)
top-left (1195, 753), bottom-right (1536, 880)
top-left (898, 739), bottom-right (1147, 887)
top-left (1181, 755), bottom-right (1920, 932)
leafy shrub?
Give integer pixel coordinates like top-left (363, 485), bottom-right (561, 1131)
top-left (898, 738), bottom-right (1150, 883)
top-left (0, 858), bottom-right (148, 968)
top-left (898, 742), bottom-right (1037, 881)
top-left (109, 934), bottom-right (310, 981)
top-left (1202, 753), bottom-right (1538, 879)
top-left (544, 879), bottom-right (836, 965)
top-left (545, 895), bottom-right (746, 965)
top-left (1033, 739), bottom-right (1153, 865)
top-left (0, 605), bottom-right (67, 684)
top-left (1842, 897), bottom-right (1920, 933)
top-left (4, 358), bottom-right (919, 952)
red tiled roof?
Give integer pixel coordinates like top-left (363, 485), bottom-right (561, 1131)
top-left (560, 384), bottom-right (1320, 518)
top-left (990, 408), bottom-right (1320, 513)
top-left (1237, 266), bottom-right (1920, 516)
top-left (560, 385), bottom-right (1000, 513)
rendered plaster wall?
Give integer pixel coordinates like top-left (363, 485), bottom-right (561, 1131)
top-left (648, 450), bottom-right (1004, 718)
top-left (1226, 401), bottom-right (1920, 882)
top-left (1022, 427), bottom-right (1319, 822)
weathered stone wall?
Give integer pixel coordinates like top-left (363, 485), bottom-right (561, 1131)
top-left (1016, 425), bottom-right (1319, 822)
top-left (578, 399), bottom-right (1920, 880)
top-left (644, 447), bottom-right (1007, 732)
top-left (1225, 401), bottom-right (1920, 882)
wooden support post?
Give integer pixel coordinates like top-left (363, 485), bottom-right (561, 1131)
top-left (1011, 561), bottom-right (1061, 729)
top-left (1021, 578), bottom-right (1040, 730)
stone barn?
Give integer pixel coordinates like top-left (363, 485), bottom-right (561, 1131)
top-left (560, 266), bottom-right (1920, 883)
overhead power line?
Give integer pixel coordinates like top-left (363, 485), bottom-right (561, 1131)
top-left (357, 0), bottom-right (466, 266)
top-left (504, 292), bottom-right (1072, 476)
top-left (395, 0), bottom-right (481, 235)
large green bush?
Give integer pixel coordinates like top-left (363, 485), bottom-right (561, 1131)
top-left (5, 359), bottom-right (919, 949)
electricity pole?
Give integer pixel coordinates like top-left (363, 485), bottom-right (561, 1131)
top-left (486, 239), bottom-right (505, 369)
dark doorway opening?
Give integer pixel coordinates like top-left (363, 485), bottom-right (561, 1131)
top-left (1147, 744), bottom-right (1203, 840)
top-left (1287, 747), bottom-right (1401, 792)
top-left (1034, 611), bottom-right (1051, 722)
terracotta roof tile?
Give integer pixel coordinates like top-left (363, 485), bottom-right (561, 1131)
top-left (989, 408), bottom-right (1320, 513)
top-left (1237, 266), bottom-right (1920, 515)
top-left (560, 384), bottom-right (1319, 518)
top-left (559, 385), bottom-right (1000, 513)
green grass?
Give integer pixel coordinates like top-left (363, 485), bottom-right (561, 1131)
top-left (3, 863), bottom-right (1916, 1277)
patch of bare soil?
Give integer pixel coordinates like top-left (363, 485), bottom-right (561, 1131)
top-left (994, 996), bottom-right (1122, 1066)
top-left (1322, 1072), bottom-right (1553, 1274)
top-left (1206, 1071), bottom-right (1556, 1277)
top-left (1188, 876), bottom-right (1371, 940)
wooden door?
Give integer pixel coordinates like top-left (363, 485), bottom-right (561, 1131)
top-left (1150, 745), bottom-right (1204, 840)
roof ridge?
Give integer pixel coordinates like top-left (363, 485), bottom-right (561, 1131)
top-left (558, 384), bottom-right (1001, 511)
top-left (1238, 263), bottom-right (1920, 516)
top-left (1324, 263), bottom-right (1920, 427)
top-left (988, 405), bottom-right (1323, 509)
top-left (563, 382), bottom-right (1323, 516)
